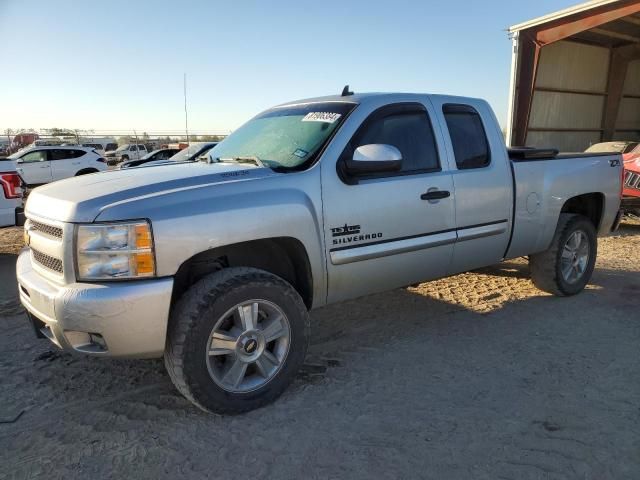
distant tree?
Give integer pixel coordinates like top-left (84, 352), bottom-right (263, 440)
top-left (117, 136), bottom-right (132, 146)
top-left (200, 134), bottom-right (226, 142)
top-left (47, 127), bottom-right (75, 136)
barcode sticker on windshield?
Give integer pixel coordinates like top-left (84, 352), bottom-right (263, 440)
top-left (302, 112), bottom-right (342, 123)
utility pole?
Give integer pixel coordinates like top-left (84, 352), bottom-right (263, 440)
top-left (183, 73), bottom-right (189, 145)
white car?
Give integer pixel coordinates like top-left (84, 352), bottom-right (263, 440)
top-left (104, 144), bottom-right (148, 164)
top-left (8, 146), bottom-right (107, 187)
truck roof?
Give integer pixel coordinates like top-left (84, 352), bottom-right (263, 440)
top-left (277, 92), bottom-right (485, 108)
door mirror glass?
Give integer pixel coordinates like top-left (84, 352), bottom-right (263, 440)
top-left (345, 144), bottom-right (403, 175)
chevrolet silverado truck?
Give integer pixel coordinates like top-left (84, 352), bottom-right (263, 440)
top-left (17, 91), bottom-right (623, 414)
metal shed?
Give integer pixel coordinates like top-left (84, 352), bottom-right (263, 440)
top-left (507, 0), bottom-right (640, 152)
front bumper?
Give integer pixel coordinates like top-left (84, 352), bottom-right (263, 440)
top-left (16, 250), bottom-right (173, 358)
top-left (621, 196), bottom-right (640, 210)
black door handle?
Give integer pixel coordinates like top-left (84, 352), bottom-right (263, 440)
top-left (421, 190), bottom-right (450, 201)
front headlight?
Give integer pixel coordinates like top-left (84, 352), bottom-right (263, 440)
top-left (75, 221), bottom-right (155, 281)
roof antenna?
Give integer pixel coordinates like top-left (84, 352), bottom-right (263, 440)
top-left (341, 85), bottom-right (353, 96)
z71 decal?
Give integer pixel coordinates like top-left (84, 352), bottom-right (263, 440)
top-left (331, 223), bottom-right (383, 246)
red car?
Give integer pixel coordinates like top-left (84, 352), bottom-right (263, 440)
top-left (586, 142), bottom-right (640, 216)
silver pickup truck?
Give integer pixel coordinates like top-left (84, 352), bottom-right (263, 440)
top-left (17, 91), bottom-right (623, 413)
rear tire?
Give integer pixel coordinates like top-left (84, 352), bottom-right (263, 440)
top-left (165, 267), bottom-right (310, 414)
top-left (529, 214), bottom-right (597, 296)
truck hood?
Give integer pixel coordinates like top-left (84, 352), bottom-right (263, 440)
top-left (26, 161), bottom-right (272, 223)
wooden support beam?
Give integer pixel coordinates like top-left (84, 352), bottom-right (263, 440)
top-left (513, 35), bottom-right (541, 146)
top-left (602, 44), bottom-right (640, 141)
top-left (591, 27), bottom-right (640, 43)
top-left (620, 16), bottom-right (640, 27)
top-left (534, 2), bottom-right (640, 46)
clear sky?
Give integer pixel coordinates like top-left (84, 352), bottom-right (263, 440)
top-left (0, 0), bottom-right (582, 134)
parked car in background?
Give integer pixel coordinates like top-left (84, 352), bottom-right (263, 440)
top-left (82, 139), bottom-right (118, 155)
top-left (128, 142), bottom-right (218, 168)
top-left (119, 148), bottom-right (181, 169)
top-left (17, 92), bottom-right (622, 414)
top-left (8, 146), bottom-right (107, 187)
top-left (0, 165), bottom-right (22, 227)
top-left (104, 144), bottom-right (148, 165)
top-left (586, 142), bottom-right (640, 216)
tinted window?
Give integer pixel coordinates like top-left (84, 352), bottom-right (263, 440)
top-left (20, 151), bottom-right (47, 163)
top-left (345, 104), bottom-right (440, 174)
top-left (106, 143), bottom-right (117, 151)
top-left (443, 104), bottom-right (490, 170)
top-left (138, 145), bottom-right (146, 150)
top-left (130, 146), bottom-right (137, 151)
top-left (50, 149), bottom-right (85, 160)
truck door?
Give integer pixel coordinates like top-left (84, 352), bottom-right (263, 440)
top-left (16, 150), bottom-right (52, 185)
top-left (432, 100), bottom-right (513, 273)
top-left (322, 101), bottom-right (456, 303)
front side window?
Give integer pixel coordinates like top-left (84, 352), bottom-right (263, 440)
top-left (208, 102), bottom-right (357, 171)
top-left (343, 104), bottom-right (440, 175)
top-left (20, 151), bottom-right (47, 163)
top-left (443, 104), bottom-right (490, 170)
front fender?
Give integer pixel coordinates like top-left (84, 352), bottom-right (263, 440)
top-left (94, 170), bottom-right (326, 304)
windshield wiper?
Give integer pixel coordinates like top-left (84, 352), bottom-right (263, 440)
top-left (215, 156), bottom-right (265, 167)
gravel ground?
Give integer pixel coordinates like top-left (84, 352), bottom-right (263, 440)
top-left (1, 220), bottom-right (639, 479)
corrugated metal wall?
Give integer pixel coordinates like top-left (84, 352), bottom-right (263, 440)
top-left (524, 40), bottom-right (640, 151)
top-left (526, 41), bottom-right (609, 152)
top-left (618, 59), bottom-right (640, 141)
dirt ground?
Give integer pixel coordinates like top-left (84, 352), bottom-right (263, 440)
top-left (1, 220), bottom-right (639, 480)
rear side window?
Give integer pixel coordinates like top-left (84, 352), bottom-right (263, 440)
top-left (106, 143), bottom-right (117, 151)
top-left (443, 104), bottom-right (490, 170)
top-left (343, 103), bottom-right (440, 176)
top-left (50, 149), bottom-right (86, 160)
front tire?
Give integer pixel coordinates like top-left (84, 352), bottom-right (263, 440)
top-left (165, 267), bottom-right (310, 414)
top-left (529, 214), bottom-right (597, 296)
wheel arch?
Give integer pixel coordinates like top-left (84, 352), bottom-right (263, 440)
top-left (560, 192), bottom-right (604, 230)
top-left (75, 168), bottom-right (99, 176)
top-left (171, 237), bottom-right (314, 310)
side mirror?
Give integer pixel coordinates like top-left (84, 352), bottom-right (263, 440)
top-left (344, 144), bottom-right (402, 176)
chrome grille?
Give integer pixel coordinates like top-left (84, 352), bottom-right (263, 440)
top-left (32, 248), bottom-right (63, 274)
top-left (29, 220), bottom-right (63, 239)
top-left (624, 171), bottom-right (640, 189)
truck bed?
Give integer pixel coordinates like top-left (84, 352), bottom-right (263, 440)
top-left (508, 147), bottom-right (618, 162)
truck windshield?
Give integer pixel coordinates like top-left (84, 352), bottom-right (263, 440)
top-left (208, 102), bottom-right (357, 171)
